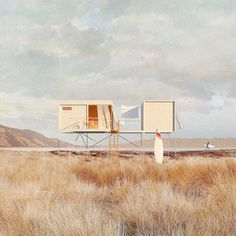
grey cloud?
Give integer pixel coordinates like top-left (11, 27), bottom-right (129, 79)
top-left (0, 91), bottom-right (58, 137)
top-left (0, 0), bottom-right (236, 138)
top-left (227, 82), bottom-right (236, 98)
top-left (1, 0), bottom-right (131, 25)
top-left (0, 50), bottom-right (59, 95)
top-left (2, 0), bottom-right (93, 24)
top-left (101, 0), bottom-right (131, 19)
top-left (127, 0), bottom-right (236, 14)
top-left (109, 11), bottom-right (236, 80)
top-left (0, 22), bottom-right (112, 96)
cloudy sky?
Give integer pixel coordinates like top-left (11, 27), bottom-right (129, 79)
top-left (0, 0), bottom-right (236, 140)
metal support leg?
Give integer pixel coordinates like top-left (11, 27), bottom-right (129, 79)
top-left (75, 133), bottom-right (80, 143)
top-left (86, 133), bottom-right (89, 158)
top-left (116, 133), bottom-right (119, 158)
top-left (90, 133), bottom-right (112, 148)
top-left (117, 134), bottom-right (139, 148)
top-left (81, 134), bottom-right (87, 148)
top-left (82, 133), bottom-right (97, 143)
top-left (141, 132), bottom-right (143, 157)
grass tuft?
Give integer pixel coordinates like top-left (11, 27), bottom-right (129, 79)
top-left (0, 151), bottom-right (235, 235)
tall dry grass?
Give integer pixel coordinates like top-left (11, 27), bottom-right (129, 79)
top-left (0, 151), bottom-right (235, 235)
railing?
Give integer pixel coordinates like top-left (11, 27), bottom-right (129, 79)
top-left (87, 117), bottom-right (113, 129)
top-left (62, 117), bottom-right (114, 131)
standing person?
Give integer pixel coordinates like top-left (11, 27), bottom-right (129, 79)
top-left (206, 141), bottom-right (210, 151)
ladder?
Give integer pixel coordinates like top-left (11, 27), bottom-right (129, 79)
top-left (108, 120), bottom-right (120, 158)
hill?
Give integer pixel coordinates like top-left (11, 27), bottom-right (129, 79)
top-left (0, 124), bottom-right (69, 147)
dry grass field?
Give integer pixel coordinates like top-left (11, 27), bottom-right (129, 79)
top-left (0, 151), bottom-right (235, 236)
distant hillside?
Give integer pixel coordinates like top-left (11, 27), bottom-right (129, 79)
top-left (0, 124), bottom-right (70, 147)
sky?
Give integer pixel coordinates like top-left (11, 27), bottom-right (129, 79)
top-left (0, 0), bottom-right (236, 140)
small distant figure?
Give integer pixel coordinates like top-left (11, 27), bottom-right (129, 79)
top-left (204, 141), bottom-right (215, 150)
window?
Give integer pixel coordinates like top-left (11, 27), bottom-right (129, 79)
top-left (62, 107), bottom-right (72, 111)
top-left (88, 105), bottom-right (98, 129)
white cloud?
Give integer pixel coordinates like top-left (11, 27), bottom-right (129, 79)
top-left (0, 0), bottom-right (235, 138)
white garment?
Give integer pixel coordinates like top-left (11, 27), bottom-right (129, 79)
top-left (97, 105), bottom-right (111, 130)
top-left (97, 105), bottom-right (105, 129)
top-left (102, 105), bottom-right (111, 129)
